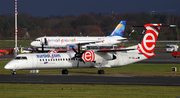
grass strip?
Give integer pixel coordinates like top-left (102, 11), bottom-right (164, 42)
top-left (0, 84), bottom-right (180, 98)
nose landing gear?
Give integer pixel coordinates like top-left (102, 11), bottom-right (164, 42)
top-left (12, 71), bottom-right (17, 75)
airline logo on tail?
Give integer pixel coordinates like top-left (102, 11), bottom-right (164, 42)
top-left (138, 24), bottom-right (162, 58)
top-left (109, 20), bottom-right (126, 37)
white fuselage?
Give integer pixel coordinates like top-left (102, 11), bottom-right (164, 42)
top-left (30, 36), bottom-right (126, 48)
top-left (4, 49), bottom-right (147, 70)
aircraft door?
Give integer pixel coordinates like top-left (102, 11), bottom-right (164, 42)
top-left (31, 56), bottom-right (37, 68)
top-left (40, 38), bottom-right (48, 46)
top-left (44, 38), bottom-right (48, 45)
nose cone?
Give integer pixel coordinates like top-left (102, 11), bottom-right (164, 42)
top-left (4, 64), bottom-right (11, 70)
top-left (30, 41), bottom-right (37, 47)
top-left (4, 61), bottom-right (15, 70)
top-left (4, 65), bottom-right (9, 69)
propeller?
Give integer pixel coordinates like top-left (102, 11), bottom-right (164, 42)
top-left (71, 43), bottom-right (86, 68)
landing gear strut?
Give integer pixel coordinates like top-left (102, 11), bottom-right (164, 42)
top-left (62, 69), bottom-right (68, 75)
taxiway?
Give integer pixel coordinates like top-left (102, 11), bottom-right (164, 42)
top-left (0, 74), bottom-right (180, 86)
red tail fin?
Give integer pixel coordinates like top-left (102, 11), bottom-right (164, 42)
top-left (138, 24), bottom-right (162, 58)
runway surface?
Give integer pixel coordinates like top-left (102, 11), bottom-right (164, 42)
top-left (1, 74), bottom-right (180, 86)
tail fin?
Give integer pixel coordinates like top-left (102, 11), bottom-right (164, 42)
top-left (109, 20), bottom-right (126, 37)
top-left (137, 24), bottom-right (162, 58)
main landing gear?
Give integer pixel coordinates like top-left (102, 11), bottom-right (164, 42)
top-left (98, 69), bottom-right (105, 74)
top-left (97, 63), bottom-right (105, 74)
top-left (62, 69), bottom-right (68, 75)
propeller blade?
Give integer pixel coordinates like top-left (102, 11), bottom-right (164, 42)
top-left (81, 59), bottom-right (85, 64)
top-left (78, 43), bottom-right (80, 53)
top-left (77, 59), bottom-right (80, 68)
top-left (72, 47), bottom-right (78, 54)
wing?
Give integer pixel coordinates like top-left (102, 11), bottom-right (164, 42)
top-left (96, 48), bottom-right (135, 52)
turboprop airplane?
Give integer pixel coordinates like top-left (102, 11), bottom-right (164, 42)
top-left (30, 20), bottom-right (127, 49)
top-left (5, 23), bottom-right (168, 75)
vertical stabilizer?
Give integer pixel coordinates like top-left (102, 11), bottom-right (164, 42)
top-left (109, 20), bottom-right (126, 37)
top-left (137, 24), bottom-right (162, 58)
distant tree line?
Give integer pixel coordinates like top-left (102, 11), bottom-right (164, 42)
top-left (0, 12), bottom-right (180, 40)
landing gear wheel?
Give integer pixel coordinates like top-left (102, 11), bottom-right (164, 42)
top-left (98, 70), bottom-right (105, 74)
top-left (62, 69), bottom-right (68, 75)
top-left (12, 71), bottom-right (17, 75)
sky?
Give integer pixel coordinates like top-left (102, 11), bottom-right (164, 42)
top-left (0, 0), bottom-right (180, 17)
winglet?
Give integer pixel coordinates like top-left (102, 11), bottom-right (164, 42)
top-left (109, 20), bottom-right (126, 37)
top-left (137, 24), bottom-right (162, 58)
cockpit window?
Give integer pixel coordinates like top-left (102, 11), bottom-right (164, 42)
top-left (15, 56), bottom-right (27, 60)
top-left (22, 57), bottom-right (27, 59)
top-left (35, 39), bottom-right (40, 41)
top-left (15, 57), bottom-right (21, 59)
